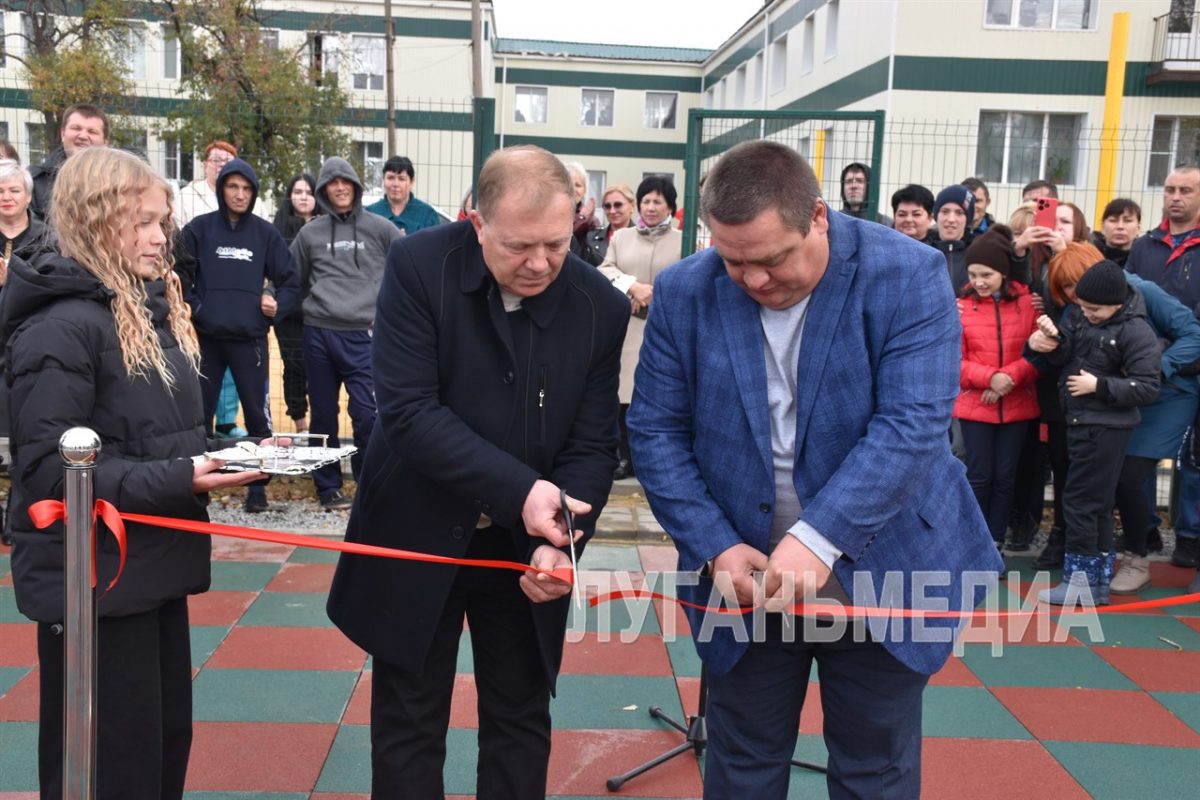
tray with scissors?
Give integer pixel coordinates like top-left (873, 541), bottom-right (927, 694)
top-left (196, 434), bottom-right (357, 475)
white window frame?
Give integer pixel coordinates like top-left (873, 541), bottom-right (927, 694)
top-left (25, 122), bottom-right (46, 165)
top-left (350, 33), bottom-right (385, 92)
top-left (974, 110), bottom-right (1084, 186)
top-left (644, 91), bottom-right (678, 130)
top-left (309, 32), bottom-right (340, 85)
top-left (587, 170), bottom-right (606, 205)
top-left (162, 136), bottom-right (181, 182)
top-left (1148, 115), bottom-right (1200, 187)
top-left (112, 23), bottom-right (147, 80)
top-left (704, 86), bottom-right (716, 110)
top-left (733, 65), bottom-right (747, 108)
top-left (750, 52), bottom-right (764, 105)
top-left (355, 140), bottom-right (385, 190)
top-left (825, 0), bottom-right (840, 61)
top-left (983, 0), bottom-right (1098, 31)
top-left (801, 14), bottom-right (815, 75)
top-left (580, 87), bottom-right (615, 128)
top-left (0, 13), bottom-right (7, 70)
top-left (769, 34), bottom-right (788, 94)
top-left (513, 85), bottom-right (548, 124)
top-left (161, 24), bottom-right (180, 81)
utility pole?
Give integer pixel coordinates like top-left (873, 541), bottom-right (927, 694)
top-left (471, 0), bottom-right (483, 98)
top-left (385, 0), bottom-right (396, 155)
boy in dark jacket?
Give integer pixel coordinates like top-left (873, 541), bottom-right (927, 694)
top-left (1029, 260), bottom-right (1161, 604)
top-left (178, 158), bottom-right (300, 511)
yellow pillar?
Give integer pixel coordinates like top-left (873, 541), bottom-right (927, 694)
top-left (1095, 12), bottom-right (1130, 226)
top-left (813, 128), bottom-right (827, 185)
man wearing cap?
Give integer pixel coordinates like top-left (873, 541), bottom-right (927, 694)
top-left (933, 184), bottom-right (976, 291)
top-left (365, 156), bottom-right (444, 235)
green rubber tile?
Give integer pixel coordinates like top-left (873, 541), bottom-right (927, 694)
top-left (209, 561), bottom-right (280, 592)
top-left (1070, 613), bottom-right (1200, 650)
top-left (456, 630), bottom-right (474, 673)
top-left (0, 553), bottom-right (10, 579)
top-left (0, 721), bottom-right (39, 790)
top-left (192, 668), bottom-right (356, 723)
top-left (316, 725), bottom-right (477, 794)
top-left (921, 685), bottom-right (1031, 739)
top-left (550, 674), bottom-right (683, 730)
top-left (191, 625), bottom-right (230, 670)
top-left (567, 594), bottom-right (660, 636)
top-left (788, 734), bottom-right (831, 799)
top-left (0, 587), bottom-right (25, 623)
top-left (1044, 741), bottom-right (1200, 798)
top-left (184, 794), bottom-right (308, 799)
top-left (960, 644), bottom-right (1135, 689)
top-left (1141, 586), bottom-right (1200, 617)
top-left (0, 666), bottom-right (31, 696)
top-left (239, 591), bottom-right (334, 627)
top-left (580, 543), bottom-right (643, 572)
top-left (664, 635), bottom-right (702, 678)
top-left (1151, 692), bottom-right (1200, 735)
top-left (286, 545), bottom-right (341, 564)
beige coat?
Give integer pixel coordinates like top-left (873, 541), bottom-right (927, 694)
top-left (597, 224), bottom-right (684, 402)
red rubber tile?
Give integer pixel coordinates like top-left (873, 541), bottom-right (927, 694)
top-left (185, 721), bottom-right (338, 791)
top-left (637, 545), bottom-right (679, 573)
top-left (187, 591), bottom-right (257, 627)
top-left (561, 632), bottom-right (672, 676)
top-left (0, 625), bottom-right (36, 667)
top-left (265, 562), bottom-right (337, 593)
top-left (1149, 562), bottom-right (1198, 588)
top-left (1181, 618), bottom-right (1200, 635)
top-left (548, 728), bottom-right (704, 797)
top-left (0, 573), bottom-right (11, 587)
top-left (1094, 647), bottom-right (1200, 692)
top-left (449, 673), bottom-right (479, 729)
top-left (206, 627), bottom-right (366, 671)
top-left (0, 669), bottom-right (39, 721)
top-left (921, 738), bottom-right (1089, 799)
top-left (930, 655), bottom-right (982, 687)
top-left (991, 686), bottom-right (1200, 747)
top-left (676, 677), bottom-right (823, 734)
top-left (343, 670), bottom-right (370, 725)
top-left (675, 677), bottom-right (699, 718)
top-left (958, 608), bottom-right (1080, 646)
top-left (210, 537), bottom-right (294, 562)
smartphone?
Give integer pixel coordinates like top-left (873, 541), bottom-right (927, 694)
top-left (1034, 196), bottom-right (1058, 229)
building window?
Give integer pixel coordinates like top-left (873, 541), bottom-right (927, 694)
top-left (733, 65), bottom-right (746, 108)
top-left (0, 14), bottom-right (7, 69)
top-left (1149, 116), bottom-right (1200, 186)
top-left (587, 170), bottom-right (606, 205)
top-left (513, 85), bottom-right (547, 124)
top-left (25, 123), bottom-right (46, 165)
top-left (309, 33), bottom-right (340, 85)
top-left (984, 0), bottom-right (1096, 30)
top-left (163, 137), bottom-right (180, 182)
top-left (161, 24), bottom-right (179, 80)
top-left (111, 24), bottom-right (146, 80)
top-left (769, 34), bottom-right (787, 94)
top-left (975, 111), bottom-right (1083, 185)
top-left (750, 52), bottom-right (764, 103)
top-left (0, 122), bottom-right (8, 142)
top-left (580, 88), bottom-right (614, 127)
top-left (705, 86), bottom-right (715, 109)
top-left (351, 34), bottom-right (385, 91)
top-left (644, 92), bottom-right (677, 129)
top-left (260, 29), bottom-right (279, 52)
top-left (802, 15), bottom-right (815, 74)
top-left (355, 140), bottom-right (384, 190)
top-left (642, 171), bottom-right (674, 185)
top-left (826, 0), bottom-right (840, 60)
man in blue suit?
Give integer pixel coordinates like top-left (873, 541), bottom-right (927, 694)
top-left (627, 140), bottom-right (1002, 799)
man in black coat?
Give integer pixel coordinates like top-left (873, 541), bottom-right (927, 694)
top-left (326, 145), bottom-right (629, 799)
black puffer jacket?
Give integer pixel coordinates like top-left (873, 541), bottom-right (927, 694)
top-left (1046, 286), bottom-right (1162, 428)
top-left (1, 254), bottom-right (210, 623)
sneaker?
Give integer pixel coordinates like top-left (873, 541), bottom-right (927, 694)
top-left (1171, 535), bottom-right (1200, 569)
top-left (215, 425), bottom-right (249, 439)
top-left (321, 490), bottom-right (353, 511)
top-left (1109, 552), bottom-right (1150, 595)
top-left (243, 492), bottom-right (269, 513)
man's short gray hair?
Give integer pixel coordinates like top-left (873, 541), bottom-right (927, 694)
top-left (701, 140), bottom-right (821, 234)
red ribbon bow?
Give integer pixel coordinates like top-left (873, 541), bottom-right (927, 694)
top-left (28, 498), bottom-right (127, 592)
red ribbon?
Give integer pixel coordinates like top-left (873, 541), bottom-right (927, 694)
top-left (28, 499), bottom-right (127, 592)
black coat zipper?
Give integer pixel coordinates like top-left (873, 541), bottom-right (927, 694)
top-left (538, 366), bottom-right (547, 445)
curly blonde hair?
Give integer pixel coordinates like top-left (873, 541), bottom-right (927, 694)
top-left (51, 148), bottom-right (200, 388)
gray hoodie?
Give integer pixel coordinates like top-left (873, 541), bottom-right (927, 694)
top-left (289, 157), bottom-right (402, 330)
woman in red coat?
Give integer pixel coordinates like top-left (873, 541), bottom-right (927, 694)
top-left (955, 225), bottom-right (1042, 545)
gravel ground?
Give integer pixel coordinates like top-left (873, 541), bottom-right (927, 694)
top-left (206, 475), bottom-right (353, 536)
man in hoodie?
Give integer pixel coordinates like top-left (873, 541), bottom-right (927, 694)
top-left (178, 158), bottom-right (300, 512)
top-left (28, 103), bottom-right (109, 219)
top-left (839, 161), bottom-right (891, 225)
top-left (290, 157), bottom-right (402, 510)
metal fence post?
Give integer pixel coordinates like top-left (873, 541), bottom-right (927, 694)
top-left (471, 96), bottom-right (496, 198)
top-left (60, 427), bottom-right (101, 800)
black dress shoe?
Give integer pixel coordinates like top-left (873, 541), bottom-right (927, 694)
top-left (613, 459), bottom-right (632, 480)
top-left (1034, 527), bottom-right (1065, 570)
top-left (243, 492), bottom-right (269, 513)
top-left (1172, 535), bottom-right (1200, 569)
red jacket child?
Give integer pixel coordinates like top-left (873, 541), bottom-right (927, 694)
top-left (955, 279), bottom-right (1041, 424)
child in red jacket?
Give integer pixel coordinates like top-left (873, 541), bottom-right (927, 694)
top-left (954, 225), bottom-right (1041, 546)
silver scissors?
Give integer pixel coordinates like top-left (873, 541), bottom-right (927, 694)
top-left (559, 488), bottom-right (582, 609)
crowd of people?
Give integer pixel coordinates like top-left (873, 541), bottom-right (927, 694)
top-left (1, 100), bottom-right (1199, 800)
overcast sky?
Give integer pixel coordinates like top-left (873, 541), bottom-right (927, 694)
top-left (490, 0), bottom-right (766, 50)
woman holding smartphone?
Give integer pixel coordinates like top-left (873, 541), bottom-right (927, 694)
top-left (1, 147), bottom-right (263, 800)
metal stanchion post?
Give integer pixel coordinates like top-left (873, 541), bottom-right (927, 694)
top-left (60, 427), bottom-right (101, 800)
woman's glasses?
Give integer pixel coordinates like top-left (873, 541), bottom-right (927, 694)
top-left (603, 202), bottom-right (626, 210)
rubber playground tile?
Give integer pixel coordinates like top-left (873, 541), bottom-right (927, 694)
top-left (920, 738), bottom-right (1089, 800)
top-left (663, 635), bottom-right (702, 678)
top-left (0, 668), bottom-right (38, 721)
top-left (580, 544), bottom-right (644, 572)
top-left (315, 725), bottom-right (479, 795)
top-left (0, 722), bottom-right (39, 791)
top-left (286, 545), bottom-right (341, 564)
top-left (637, 544), bottom-right (679, 574)
top-left (992, 686), bottom-right (1200, 747)
top-left (959, 643), bottom-right (1136, 689)
top-left (548, 729), bottom-right (704, 797)
top-left (0, 624), bottom-right (36, 667)
top-left (567, 593), bottom-right (660, 636)
top-left (1043, 741), bottom-right (1200, 799)
top-left (560, 631), bottom-right (673, 676)
top-left (1148, 561), bottom-right (1199, 588)
top-left (187, 591), bottom-right (257, 627)
top-left (1151, 691), bottom-right (1200, 735)
top-left (190, 625), bottom-right (231, 671)
top-left (1069, 611), bottom-right (1200, 649)
top-left (1093, 647), bottom-right (1200, 692)
top-left (0, 668), bottom-right (29, 700)
top-left (921, 686), bottom-right (1031, 740)
top-left (0, 588), bottom-right (26, 623)
top-left (1140, 586), bottom-right (1200, 617)
top-left (192, 668), bottom-right (357, 724)
top-left (264, 562), bottom-right (337, 594)
top-left (238, 592), bottom-right (334, 628)
top-left (928, 655), bottom-right (982, 686)
top-left (183, 794), bottom-right (308, 800)
top-left (550, 675), bottom-right (684, 731)
top-left (208, 561), bottom-right (281, 592)
top-left (186, 721), bottom-right (339, 792)
top-left (206, 627), bottom-right (366, 671)
top-left (210, 538), bottom-right (294, 563)
top-left (341, 671), bottom-right (370, 726)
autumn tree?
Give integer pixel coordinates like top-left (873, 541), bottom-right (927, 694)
top-left (160, 0), bottom-right (350, 200)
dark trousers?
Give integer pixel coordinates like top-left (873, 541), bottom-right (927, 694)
top-left (1064, 425), bottom-right (1130, 556)
top-left (1010, 421), bottom-right (1046, 525)
top-left (37, 597), bottom-right (193, 800)
top-left (705, 616), bottom-right (928, 800)
top-left (274, 314), bottom-right (308, 422)
top-left (1046, 420), bottom-right (1069, 531)
top-left (199, 335), bottom-right (271, 438)
top-left (1114, 455), bottom-right (1159, 557)
top-left (369, 532), bottom-right (551, 799)
top-left (960, 419), bottom-right (1030, 543)
top-left (303, 326), bottom-right (374, 496)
